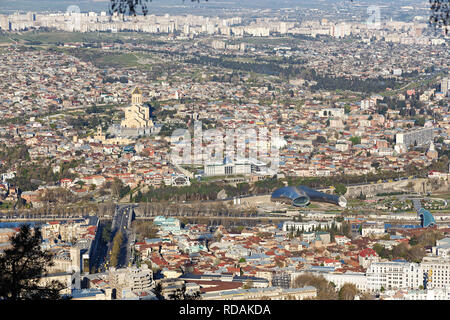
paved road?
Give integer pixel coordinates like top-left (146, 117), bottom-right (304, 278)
top-left (412, 198), bottom-right (422, 212)
top-left (100, 204), bottom-right (136, 272)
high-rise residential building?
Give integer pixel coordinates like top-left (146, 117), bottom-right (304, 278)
top-left (69, 247), bottom-right (81, 289)
top-left (441, 77), bottom-right (449, 95)
top-left (0, 15), bottom-right (9, 31)
top-left (109, 265), bottom-right (154, 299)
top-left (26, 12), bottom-right (36, 22)
top-left (279, 22), bottom-right (288, 34)
top-left (395, 127), bottom-right (434, 150)
top-left (183, 24), bottom-right (190, 34)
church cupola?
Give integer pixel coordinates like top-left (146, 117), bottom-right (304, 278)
top-left (131, 87), bottom-right (143, 105)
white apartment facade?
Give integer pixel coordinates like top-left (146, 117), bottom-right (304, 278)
top-left (322, 272), bottom-right (368, 292)
top-left (403, 287), bottom-right (450, 300)
top-left (395, 127), bottom-right (433, 149)
top-left (316, 256), bottom-right (450, 294)
top-left (421, 257), bottom-right (450, 289)
top-left (432, 238), bottom-right (450, 258)
top-left (441, 77), bottom-right (449, 95)
top-left (282, 220), bottom-right (335, 233)
top-left (361, 223), bottom-right (386, 237)
top-left (366, 261), bottom-right (423, 292)
top-left (108, 265), bottom-right (154, 299)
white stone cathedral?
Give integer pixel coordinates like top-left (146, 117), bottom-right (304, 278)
top-left (121, 87), bottom-right (153, 129)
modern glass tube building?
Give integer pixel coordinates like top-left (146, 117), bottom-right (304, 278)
top-left (271, 185), bottom-right (347, 208)
top-left (418, 208), bottom-right (436, 228)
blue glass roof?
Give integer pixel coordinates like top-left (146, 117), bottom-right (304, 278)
top-left (271, 186), bottom-right (304, 200)
top-left (418, 208), bottom-right (436, 228)
top-left (271, 185), bottom-right (345, 207)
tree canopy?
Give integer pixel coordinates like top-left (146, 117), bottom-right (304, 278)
top-left (0, 225), bottom-right (65, 300)
top-left (338, 283), bottom-right (358, 300)
top-left (334, 183), bottom-right (347, 196)
top-left (292, 273), bottom-right (338, 300)
top-left (109, 0), bottom-right (209, 17)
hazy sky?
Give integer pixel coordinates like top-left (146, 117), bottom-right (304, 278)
top-left (0, 0), bottom-right (424, 13)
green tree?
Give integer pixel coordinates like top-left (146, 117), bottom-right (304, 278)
top-left (373, 243), bottom-right (390, 259)
top-left (334, 183), bottom-right (347, 196)
top-left (349, 136), bottom-right (361, 145)
top-left (371, 161), bottom-right (380, 170)
top-left (0, 225), bottom-right (66, 300)
top-left (344, 105), bottom-right (351, 114)
top-left (414, 117), bottom-right (426, 127)
top-left (101, 222), bottom-right (112, 244)
top-left (409, 235), bottom-right (419, 246)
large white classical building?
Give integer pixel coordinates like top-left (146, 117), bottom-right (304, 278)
top-left (203, 157), bottom-right (270, 177)
top-left (322, 272), bottom-right (368, 292)
top-left (366, 261), bottom-right (424, 292)
top-left (366, 257), bottom-right (450, 292)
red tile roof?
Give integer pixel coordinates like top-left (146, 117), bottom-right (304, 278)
top-left (359, 248), bottom-right (378, 258)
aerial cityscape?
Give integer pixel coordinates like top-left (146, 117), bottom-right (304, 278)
top-left (0, 0), bottom-right (449, 304)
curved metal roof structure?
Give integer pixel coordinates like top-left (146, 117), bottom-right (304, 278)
top-left (271, 185), bottom-right (347, 208)
top-left (418, 208), bottom-right (436, 228)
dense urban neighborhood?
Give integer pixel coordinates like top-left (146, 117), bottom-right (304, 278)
top-left (0, 0), bottom-right (449, 302)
